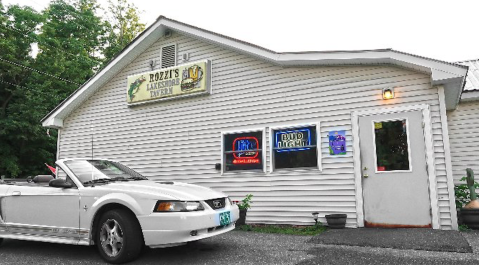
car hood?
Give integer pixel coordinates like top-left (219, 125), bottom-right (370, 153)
top-left (97, 180), bottom-right (226, 201)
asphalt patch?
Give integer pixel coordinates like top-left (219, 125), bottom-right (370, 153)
top-left (309, 228), bottom-right (472, 253)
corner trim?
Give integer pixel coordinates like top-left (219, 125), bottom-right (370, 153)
top-left (438, 86), bottom-right (459, 230)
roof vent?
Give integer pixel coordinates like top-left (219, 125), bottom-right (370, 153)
top-left (161, 44), bottom-right (176, 69)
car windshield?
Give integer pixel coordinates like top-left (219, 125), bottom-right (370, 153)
top-left (64, 160), bottom-right (147, 184)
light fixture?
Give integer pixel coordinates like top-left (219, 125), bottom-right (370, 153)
top-left (312, 212), bottom-right (319, 225)
top-left (382, 87), bottom-right (395, 100)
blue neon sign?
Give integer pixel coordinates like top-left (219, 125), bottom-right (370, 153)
top-left (275, 128), bottom-right (312, 152)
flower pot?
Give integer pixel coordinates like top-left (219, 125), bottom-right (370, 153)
top-left (325, 214), bottom-right (347, 229)
top-left (460, 208), bottom-right (479, 229)
top-left (237, 209), bottom-right (247, 226)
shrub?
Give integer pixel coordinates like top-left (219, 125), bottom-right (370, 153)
top-left (455, 176), bottom-right (479, 209)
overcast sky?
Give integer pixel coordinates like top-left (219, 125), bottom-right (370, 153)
top-left (4, 0), bottom-right (479, 62)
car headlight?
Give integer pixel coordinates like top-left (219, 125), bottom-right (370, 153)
top-left (153, 201), bottom-right (205, 212)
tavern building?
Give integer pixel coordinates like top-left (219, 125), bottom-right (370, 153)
top-left (42, 16), bottom-right (478, 230)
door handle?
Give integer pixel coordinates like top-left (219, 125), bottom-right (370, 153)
top-left (12, 191), bottom-right (21, 196)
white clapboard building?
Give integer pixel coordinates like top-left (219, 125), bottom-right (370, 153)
top-left (42, 16), bottom-right (476, 230)
top-left (448, 60), bottom-right (479, 185)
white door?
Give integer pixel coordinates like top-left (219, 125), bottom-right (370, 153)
top-left (359, 110), bottom-right (432, 228)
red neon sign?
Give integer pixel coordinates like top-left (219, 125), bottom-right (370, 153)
top-left (233, 158), bottom-right (260, 164)
top-left (232, 136), bottom-right (260, 164)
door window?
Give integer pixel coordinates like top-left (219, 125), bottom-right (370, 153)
top-left (373, 119), bottom-right (411, 172)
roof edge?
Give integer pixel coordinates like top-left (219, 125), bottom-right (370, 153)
top-left (41, 16), bottom-right (469, 128)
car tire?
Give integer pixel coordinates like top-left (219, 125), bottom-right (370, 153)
top-left (96, 209), bottom-right (143, 264)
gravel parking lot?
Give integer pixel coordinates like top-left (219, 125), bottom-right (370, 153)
top-left (0, 231), bottom-right (314, 265)
top-left (2, 230), bottom-right (479, 265)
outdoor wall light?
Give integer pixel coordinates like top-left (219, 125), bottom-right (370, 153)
top-left (382, 87), bottom-right (395, 100)
top-left (312, 212), bottom-right (319, 225)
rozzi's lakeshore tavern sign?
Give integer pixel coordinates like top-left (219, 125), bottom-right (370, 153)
top-left (126, 60), bottom-right (211, 105)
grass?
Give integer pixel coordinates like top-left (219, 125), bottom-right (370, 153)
top-left (459, 224), bottom-right (471, 232)
top-left (236, 223), bottom-right (327, 236)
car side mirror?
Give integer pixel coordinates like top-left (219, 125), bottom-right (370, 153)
top-left (49, 178), bottom-right (73, 188)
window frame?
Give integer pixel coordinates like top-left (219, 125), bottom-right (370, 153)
top-left (221, 128), bottom-right (266, 174)
top-left (269, 122), bottom-right (322, 173)
top-left (371, 117), bottom-right (413, 174)
top-left (55, 165), bottom-right (79, 189)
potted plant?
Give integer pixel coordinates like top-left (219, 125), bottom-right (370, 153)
top-left (460, 168), bottom-right (479, 229)
top-left (235, 194), bottom-right (253, 226)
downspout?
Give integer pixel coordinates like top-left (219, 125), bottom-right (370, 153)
top-left (56, 128), bottom-right (62, 161)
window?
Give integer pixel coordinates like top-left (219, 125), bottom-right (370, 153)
top-left (56, 167), bottom-right (77, 188)
top-left (223, 131), bottom-right (263, 172)
top-left (272, 125), bottom-right (319, 169)
top-left (373, 119), bottom-right (411, 172)
top-left (64, 160), bottom-right (146, 183)
top-left (161, 44), bottom-right (176, 68)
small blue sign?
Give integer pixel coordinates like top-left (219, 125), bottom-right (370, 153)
top-left (329, 130), bottom-right (346, 155)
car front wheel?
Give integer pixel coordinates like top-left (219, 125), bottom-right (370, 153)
top-left (96, 209), bottom-right (143, 264)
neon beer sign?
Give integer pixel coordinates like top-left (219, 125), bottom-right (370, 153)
top-left (232, 137), bottom-right (260, 164)
top-left (275, 128), bottom-right (311, 152)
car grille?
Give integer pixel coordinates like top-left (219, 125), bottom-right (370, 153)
top-left (205, 198), bottom-right (226, 210)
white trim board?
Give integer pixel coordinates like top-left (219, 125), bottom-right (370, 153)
top-left (438, 86), bottom-right (459, 230)
top-left (41, 16), bottom-right (468, 129)
top-left (351, 104), bottom-right (440, 229)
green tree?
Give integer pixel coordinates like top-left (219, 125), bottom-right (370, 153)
top-left (103, 0), bottom-right (145, 61)
top-left (0, 0), bottom-right (145, 178)
top-left (0, 1), bottom-right (44, 177)
top-left (0, 0), bottom-right (107, 177)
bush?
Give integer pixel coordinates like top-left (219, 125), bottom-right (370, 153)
top-left (236, 194), bottom-right (253, 210)
top-left (455, 176), bottom-right (479, 209)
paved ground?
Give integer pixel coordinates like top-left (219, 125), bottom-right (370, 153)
top-left (302, 228), bottom-right (479, 265)
top-left (0, 231), bottom-right (313, 265)
top-left (308, 228), bottom-right (472, 253)
top-left (1, 229), bottom-right (479, 264)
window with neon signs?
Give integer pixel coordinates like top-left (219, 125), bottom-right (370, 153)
top-left (224, 131), bottom-right (263, 171)
top-left (273, 126), bottom-right (318, 169)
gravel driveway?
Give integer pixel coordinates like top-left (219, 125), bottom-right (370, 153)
top-left (2, 230), bottom-right (479, 264)
top-left (0, 231), bottom-right (314, 265)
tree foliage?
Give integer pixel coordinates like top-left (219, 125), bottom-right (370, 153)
top-left (0, 2), bottom-right (45, 177)
top-left (0, 0), bottom-right (144, 177)
top-left (103, 0), bottom-right (145, 61)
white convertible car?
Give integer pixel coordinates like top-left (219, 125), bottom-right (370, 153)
top-left (0, 159), bottom-right (239, 263)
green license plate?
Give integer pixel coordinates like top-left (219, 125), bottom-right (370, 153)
top-left (219, 211), bottom-right (231, 226)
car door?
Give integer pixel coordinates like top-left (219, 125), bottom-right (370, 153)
top-left (0, 185), bottom-right (11, 235)
top-left (3, 167), bottom-right (80, 241)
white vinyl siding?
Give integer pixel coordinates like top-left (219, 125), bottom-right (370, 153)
top-left (58, 32), bottom-right (454, 229)
top-left (447, 101), bottom-right (479, 185)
